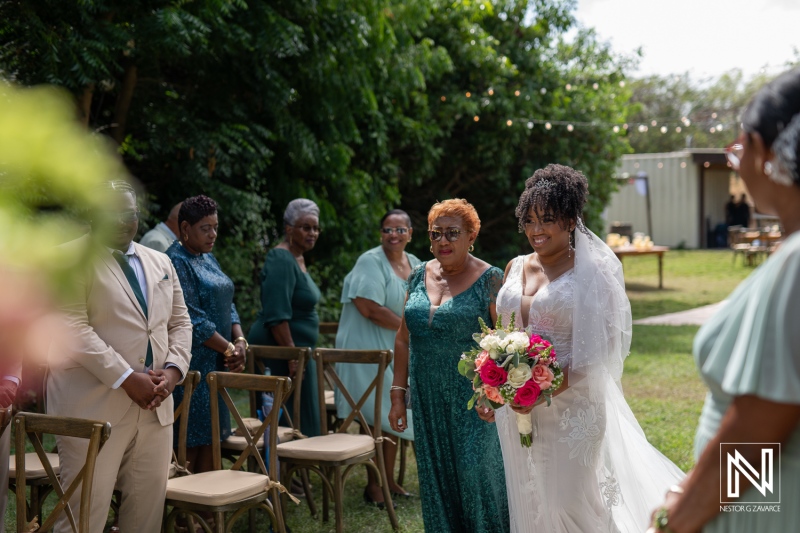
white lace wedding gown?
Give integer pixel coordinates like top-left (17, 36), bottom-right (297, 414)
top-left (495, 254), bottom-right (684, 533)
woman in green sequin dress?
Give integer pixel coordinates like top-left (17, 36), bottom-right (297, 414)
top-left (389, 199), bottom-right (509, 533)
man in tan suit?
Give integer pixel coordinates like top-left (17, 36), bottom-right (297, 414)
top-left (48, 180), bottom-right (192, 532)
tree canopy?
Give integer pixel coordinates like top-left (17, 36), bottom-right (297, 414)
top-left (2, 0), bottom-right (634, 324)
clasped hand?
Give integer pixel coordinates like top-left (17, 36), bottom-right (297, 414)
top-left (225, 343), bottom-right (246, 373)
top-left (121, 367), bottom-right (181, 411)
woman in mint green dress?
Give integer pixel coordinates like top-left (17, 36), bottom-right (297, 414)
top-left (649, 68), bottom-right (800, 532)
top-left (335, 210), bottom-right (420, 506)
top-left (247, 199), bottom-right (322, 438)
top-left (388, 199), bottom-right (509, 533)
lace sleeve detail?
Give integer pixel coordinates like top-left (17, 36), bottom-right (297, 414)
top-left (407, 262), bottom-right (426, 294)
top-left (485, 266), bottom-right (505, 306)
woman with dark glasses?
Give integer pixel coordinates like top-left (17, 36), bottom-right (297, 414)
top-left (389, 199), bottom-right (509, 532)
top-left (649, 67), bottom-right (800, 533)
top-left (335, 209), bottom-right (420, 507)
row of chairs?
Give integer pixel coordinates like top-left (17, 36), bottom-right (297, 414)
top-left (235, 346), bottom-right (400, 533)
top-left (729, 226), bottom-right (782, 266)
top-left (5, 346), bottom-right (398, 533)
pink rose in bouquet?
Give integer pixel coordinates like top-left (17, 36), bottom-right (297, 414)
top-left (514, 380), bottom-right (541, 407)
top-left (479, 362), bottom-right (507, 387)
top-left (532, 363), bottom-right (555, 389)
top-left (528, 334), bottom-right (545, 352)
top-left (484, 385), bottom-right (504, 404)
top-left (474, 350), bottom-right (490, 371)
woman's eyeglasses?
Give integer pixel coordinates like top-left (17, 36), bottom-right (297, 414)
top-left (428, 228), bottom-right (465, 242)
top-left (381, 227), bottom-right (409, 235)
top-left (725, 142), bottom-right (744, 170)
top-left (293, 224), bottom-right (321, 234)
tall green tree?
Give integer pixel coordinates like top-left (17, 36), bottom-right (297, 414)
top-left (396, 0), bottom-right (633, 263)
top-left (2, 0), bottom-right (635, 323)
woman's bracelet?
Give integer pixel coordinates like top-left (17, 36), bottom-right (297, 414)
top-left (650, 507), bottom-right (676, 533)
top-left (233, 336), bottom-right (249, 349)
top-left (389, 385), bottom-right (408, 394)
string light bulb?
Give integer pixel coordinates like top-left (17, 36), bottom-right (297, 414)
top-left (651, 120), bottom-right (657, 126)
top-left (567, 124), bottom-right (574, 132)
top-left (660, 126), bottom-right (667, 133)
top-left (465, 92), bottom-right (471, 98)
top-left (506, 120), bottom-right (513, 126)
top-left (592, 83), bottom-right (599, 90)
top-left (565, 84), bottom-right (572, 91)
top-left (545, 122), bottom-right (552, 130)
top-left (473, 116), bottom-right (479, 122)
top-left (613, 125), bottom-right (620, 133)
top-left (514, 90), bottom-right (520, 96)
top-left (540, 88), bottom-right (547, 95)
top-left (488, 88), bottom-right (494, 95)
top-left (676, 126), bottom-right (682, 133)
top-left (441, 96), bottom-right (446, 101)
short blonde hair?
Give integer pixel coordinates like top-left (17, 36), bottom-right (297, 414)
top-left (427, 199), bottom-right (481, 234)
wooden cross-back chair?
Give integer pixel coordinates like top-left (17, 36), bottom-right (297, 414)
top-left (245, 345), bottom-right (310, 444)
top-left (14, 412), bottom-right (111, 533)
top-left (164, 372), bottom-right (292, 533)
top-left (317, 323), bottom-right (340, 428)
top-left (276, 348), bottom-right (399, 533)
top-left (244, 345), bottom-right (316, 515)
top-left (171, 370), bottom-right (201, 477)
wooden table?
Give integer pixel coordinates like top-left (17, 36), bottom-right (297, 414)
top-left (611, 245), bottom-right (670, 289)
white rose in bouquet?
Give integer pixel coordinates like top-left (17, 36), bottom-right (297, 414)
top-left (479, 334), bottom-right (503, 359)
top-left (504, 331), bottom-right (530, 354)
top-left (506, 364), bottom-right (532, 389)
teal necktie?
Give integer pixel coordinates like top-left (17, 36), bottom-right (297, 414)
top-left (114, 252), bottom-right (153, 368)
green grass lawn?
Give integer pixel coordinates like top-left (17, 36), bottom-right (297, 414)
top-left (4, 250), bottom-right (757, 532)
top-left (623, 249), bottom-right (750, 319)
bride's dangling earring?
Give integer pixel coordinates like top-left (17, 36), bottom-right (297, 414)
top-left (569, 230), bottom-right (575, 258)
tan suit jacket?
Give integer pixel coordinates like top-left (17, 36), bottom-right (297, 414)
top-left (48, 235), bottom-right (192, 426)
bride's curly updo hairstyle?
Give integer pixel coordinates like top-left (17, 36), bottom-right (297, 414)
top-left (515, 164), bottom-right (589, 233)
top-left (742, 67), bottom-right (800, 187)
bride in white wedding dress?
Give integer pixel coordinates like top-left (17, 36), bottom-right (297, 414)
top-left (488, 165), bottom-right (684, 532)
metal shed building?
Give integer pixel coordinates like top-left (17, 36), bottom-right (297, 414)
top-left (604, 149), bottom-right (732, 249)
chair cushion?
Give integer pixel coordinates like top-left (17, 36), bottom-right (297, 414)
top-left (166, 470), bottom-right (268, 506)
top-left (222, 433), bottom-right (264, 451)
top-left (277, 425), bottom-right (297, 444)
top-left (277, 433), bottom-right (374, 461)
top-left (9, 453), bottom-right (60, 479)
top-left (233, 417), bottom-right (263, 437)
top-left (225, 425), bottom-right (298, 448)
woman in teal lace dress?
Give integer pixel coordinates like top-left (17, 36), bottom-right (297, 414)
top-left (389, 199), bottom-right (509, 532)
top-left (168, 195), bottom-right (247, 476)
top-left (649, 68), bottom-right (800, 533)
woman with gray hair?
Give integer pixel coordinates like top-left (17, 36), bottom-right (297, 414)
top-left (248, 198), bottom-right (322, 437)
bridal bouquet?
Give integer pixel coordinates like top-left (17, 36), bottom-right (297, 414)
top-left (458, 313), bottom-right (564, 447)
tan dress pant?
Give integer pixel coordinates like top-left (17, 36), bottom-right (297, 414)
top-left (54, 403), bottom-right (171, 533)
top-left (0, 427), bottom-right (11, 533)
